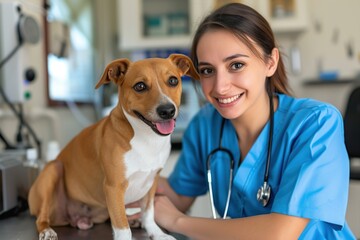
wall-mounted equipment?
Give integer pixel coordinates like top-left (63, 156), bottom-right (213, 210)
top-left (0, 2), bottom-right (41, 103)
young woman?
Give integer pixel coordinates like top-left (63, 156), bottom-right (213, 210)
top-left (152, 3), bottom-right (355, 239)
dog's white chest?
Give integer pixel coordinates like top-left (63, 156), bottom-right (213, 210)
top-left (122, 109), bottom-right (172, 204)
top-left (123, 132), bottom-right (170, 204)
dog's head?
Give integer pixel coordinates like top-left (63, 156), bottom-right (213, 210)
top-left (96, 54), bottom-right (199, 136)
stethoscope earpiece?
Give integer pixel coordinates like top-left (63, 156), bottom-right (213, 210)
top-left (257, 181), bottom-right (271, 207)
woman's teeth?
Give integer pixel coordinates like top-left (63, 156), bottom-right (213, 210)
top-left (218, 94), bottom-right (241, 104)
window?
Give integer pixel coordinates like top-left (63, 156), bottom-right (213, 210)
top-left (46, 0), bottom-right (96, 104)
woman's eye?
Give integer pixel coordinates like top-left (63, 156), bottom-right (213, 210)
top-left (231, 62), bottom-right (244, 70)
top-left (199, 68), bottom-right (213, 75)
top-left (133, 82), bottom-right (147, 92)
top-left (168, 77), bottom-right (179, 87)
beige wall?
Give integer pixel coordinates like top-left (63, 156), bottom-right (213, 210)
top-left (278, 0), bottom-right (360, 113)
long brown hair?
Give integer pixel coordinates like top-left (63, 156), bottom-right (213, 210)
top-left (190, 3), bottom-right (292, 95)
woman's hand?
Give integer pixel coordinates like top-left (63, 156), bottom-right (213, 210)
top-left (154, 195), bottom-right (186, 232)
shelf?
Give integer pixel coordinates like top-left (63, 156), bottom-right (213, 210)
top-left (117, 0), bottom-right (307, 51)
top-left (303, 79), bottom-right (359, 86)
top-left (117, 0), bottom-right (212, 50)
top-left (265, 0), bottom-right (308, 33)
top-left (122, 35), bottom-right (193, 50)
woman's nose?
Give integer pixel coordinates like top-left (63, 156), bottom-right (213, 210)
top-left (213, 70), bottom-right (231, 94)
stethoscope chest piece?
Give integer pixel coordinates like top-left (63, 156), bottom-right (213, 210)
top-left (257, 181), bottom-right (271, 207)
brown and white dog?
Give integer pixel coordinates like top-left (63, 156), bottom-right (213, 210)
top-left (28, 54), bottom-right (199, 240)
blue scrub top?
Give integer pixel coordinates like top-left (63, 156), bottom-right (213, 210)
top-left (168, 94), bottom-right (355, 239)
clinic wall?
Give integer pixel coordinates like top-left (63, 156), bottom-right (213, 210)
top-left (279, 0), bottom-right (360, 113)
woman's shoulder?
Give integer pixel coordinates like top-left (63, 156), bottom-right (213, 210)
top-left (277, 94), bottom-right (344, 137)
top-left (278, 94), bottom-right (342, 120)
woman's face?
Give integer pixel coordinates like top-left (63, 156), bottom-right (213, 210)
top-left (196, 29), bottom-right (278, 121)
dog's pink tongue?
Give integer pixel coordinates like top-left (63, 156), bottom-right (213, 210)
top-left (155, 119), bottom-right (175, 135)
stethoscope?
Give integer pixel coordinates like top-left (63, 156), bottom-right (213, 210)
top-left (206, 89), bottom-right (274, 219)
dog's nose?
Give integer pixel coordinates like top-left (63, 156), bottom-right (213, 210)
top-left (157, 104), bottom-right (176, 119)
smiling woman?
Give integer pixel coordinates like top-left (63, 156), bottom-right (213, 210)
top-left (150, 3), bottom-right (356, 240)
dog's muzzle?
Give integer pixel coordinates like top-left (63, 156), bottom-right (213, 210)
top-left (134, 103), bottom-right (177, 136)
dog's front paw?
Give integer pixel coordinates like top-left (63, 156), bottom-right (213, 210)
top-left (113, 227), bottom-right (132, 240)
top-left (39, 228), bottom-right (58, 240)
top-left (149, 233), bottom-right (177, 240)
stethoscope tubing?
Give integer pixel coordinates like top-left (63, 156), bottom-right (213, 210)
top-left (207, 146), bottom-right (234, 219)
top-left (264, 87), bottom-right (274, 184)
top-left (207, 168), bottom-right (233, 219)
top-left (206, 86), bottom-right (275, 218)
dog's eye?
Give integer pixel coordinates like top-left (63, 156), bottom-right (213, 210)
top-left (133, 82), bottom-right (147, 92)
top-left (168, 77), bottom-right (178, 87)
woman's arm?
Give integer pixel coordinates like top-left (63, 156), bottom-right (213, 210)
top-left (154, 195), bottom-right (309, 240)
top-left (157, 177), bottom-right (195, 213)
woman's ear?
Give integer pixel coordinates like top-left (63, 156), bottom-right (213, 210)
top-left (266, 48), bottom-right (279, 77)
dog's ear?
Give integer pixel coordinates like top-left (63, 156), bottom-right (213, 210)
top-left (168, 54), bottom-right (200, 80)
top-left (95, 58), bottom-right (131, 89)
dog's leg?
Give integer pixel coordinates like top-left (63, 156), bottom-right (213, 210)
top-left (141, 174), bottom-right (176, 240)
top-left (28, 160), bottom-right (64, 240)
top-left (103, 177), bottom-right (132, 240)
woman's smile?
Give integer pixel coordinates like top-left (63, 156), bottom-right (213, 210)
top-left (216, 93), bottom-right (243, 105)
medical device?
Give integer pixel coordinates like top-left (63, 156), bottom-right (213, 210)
top-left (0, 2), bottom-right (40, 103)
top-left (206, 88), bottom-right (274, 219)
top-left (0, 151), bottom-right (26, 215)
